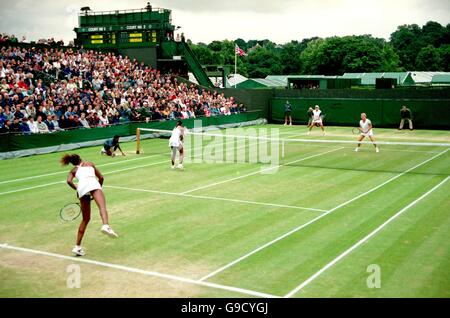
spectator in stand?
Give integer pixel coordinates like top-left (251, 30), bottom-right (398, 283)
top-left (20, 117), bottom-right (31, 133)
top-left (26, 103), bottom-right (36, 119)
top-left (0, 119), bottom-right (11, 133)
top-left (44, 114), bottom-right (55, 132)
top-left (3, 106), bottom-right (14, 121)
top-left (91, 112), bottom-right (100, 127)
top-left (0, 106), bottom-right (6, 125)
top-left (0, 42), bottom-right (245, 135)
top-left (79, 113), bottom-right (90, 129)
top-left (51, 115), bottom-right (63, 131)
top-left (10, 117), bottom-right (21, 132)
top-left (28, 116), bottom-right (38, 133)
top-left (98, 113), bottom-right (109, 126)
top-left (36, 116), bottom-right (50, 134)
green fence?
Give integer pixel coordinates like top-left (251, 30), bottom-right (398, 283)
top-left (270, 97), bottom-right (450, 129)
top-left (210, 87), bottom-right (450, 129)
top-left (0, 112), bottom-right (263, 153)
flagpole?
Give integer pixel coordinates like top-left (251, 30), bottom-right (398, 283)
top-left (234, 45), bottom-right (237, 88)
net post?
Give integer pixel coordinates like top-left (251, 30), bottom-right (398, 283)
top-left (136, 128), bottom-right (141, 154)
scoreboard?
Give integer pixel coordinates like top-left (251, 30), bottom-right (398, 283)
top-left (74, 7), bottom-right (175, 49)
top-left (79, 30), bottom-right (158, 46)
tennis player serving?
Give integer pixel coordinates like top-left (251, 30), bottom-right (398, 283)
top-left (355, 113), bottom-right (380, 153)
top-left (62, 154), bottom-right (118, 256)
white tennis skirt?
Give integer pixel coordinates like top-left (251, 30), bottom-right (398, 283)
top-left (362, 129), bottom-right (374, 137)
top-left (77, 178), bottom-right (102, 198)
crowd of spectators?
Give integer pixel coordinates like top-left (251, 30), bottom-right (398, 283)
top-left (0, 33), bottom-right (71, 47)
top-left (0, 40), bottom-right (245, 134)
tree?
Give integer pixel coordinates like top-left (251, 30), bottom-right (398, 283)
top-left (280, 41), bottom-right (304, 74)
top-left (438, 44), bottom-right (450, 71)
top-left (300, 36), bottom-right (401, 75)
top-left (390, 21), bottom-right (449, 70)
top-left (416, 45), bottom-right (443, 71)
top-left (234, 38), bottom-right (248, 51)
top-left (390, 24), bottom-right (424, 70)
top-left (246, 46), bottom-right (282, 78)
top-left (191, 43), bottom-right (219, 65)
top-left (422, 21), bottom-right (447, 47)
top-left (187, 21), bottom-right (446, 78)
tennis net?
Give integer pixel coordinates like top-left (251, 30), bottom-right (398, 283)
top-left (135, 125), bottom-right (450, 176)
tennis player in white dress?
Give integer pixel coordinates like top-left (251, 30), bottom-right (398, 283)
top-left (62, 154), bottom-right (118, 256)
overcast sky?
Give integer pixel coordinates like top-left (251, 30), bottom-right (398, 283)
top-left (0, 0), bottom-right (449, 44)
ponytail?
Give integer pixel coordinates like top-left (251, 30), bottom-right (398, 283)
top-left (60, 154), bottom-right (81, 166)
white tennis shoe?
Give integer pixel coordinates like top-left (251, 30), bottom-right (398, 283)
top-left (177, 164), bottom-right (184, 170)
top-left (101, 225), bottom-right (118, 238)
top-left (355, 148), bottom-right (359, 152)
top-left (72, 246), bottom-right (85, 256)
top-left (376, 147), bottom-right (380, 153)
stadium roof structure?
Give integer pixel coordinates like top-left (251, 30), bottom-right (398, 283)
top-left (234, 77), bottom-right (288, 89)
top-left (342, 72), bottom-right (450, 86)
top-left (265, 75), bottom-right (340, 85)
top-left (189, 71), bottom-right (450, 89)
top-left (227, 74), bottom-right (248, 87)
top-left (188, 73), bottom-right (227, 88)
top-left (431, 73), bottom-right (450, 85)
top-left (341, 72), bottom-right (414, 85)
top-left (264, 72), bottom-right (450, 87)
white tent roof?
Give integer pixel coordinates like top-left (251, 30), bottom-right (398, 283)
top-left (409, 72), bottom-right (449, 84)
top-left (227, 74), bottom-right (248, 87)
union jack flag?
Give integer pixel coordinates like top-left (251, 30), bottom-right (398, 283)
top-left (235, 45), bottom-right (247, 57)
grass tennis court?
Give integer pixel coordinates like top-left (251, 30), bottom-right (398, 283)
top-left (1, 124), bottom-right (449, 298)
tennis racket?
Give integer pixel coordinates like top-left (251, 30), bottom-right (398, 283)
top-left (352, 128), bottom-right (362, 135)
top-left (60, 203), bottom-right (81, 222)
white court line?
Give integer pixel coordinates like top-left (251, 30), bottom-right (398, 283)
top-left (279, 129), bottom-right (450, 142)
top-left (0, 243), bottom-right (278, 298)
top-left (281, 134), bottom-right (440, 154)
top-left (198, 148), bottom-right (449, 282)
top-left (105, 185), bottom-right (327, 213)
top-left (0, 137), bottom-right (263, 196)
top-left (284, 176), bottom-right (450, 298)
top-left (0, 159), bottom-right (169, 196)
top-left (0, 180), bottom-right (65, 196)
top-left (0, 131), bottom-right (258, 185)
top-left (0, 153), bottom-right (165, 185)
top-left (181, 147), bottom-right (344, 195)
top-left (141, 128), bottom-right (450, 146)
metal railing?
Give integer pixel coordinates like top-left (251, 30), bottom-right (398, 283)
top-left (78, 7), bottom-right (169, 17)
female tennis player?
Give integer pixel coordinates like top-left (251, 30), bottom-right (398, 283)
top-left (355, 113), bottom-right (380, 153)
top-left (169, 120), bottom-right (186, 170)
top-left (308, 105), bottom-right (326, 135)
top-left (61, 154), bottom-right (118, 256)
